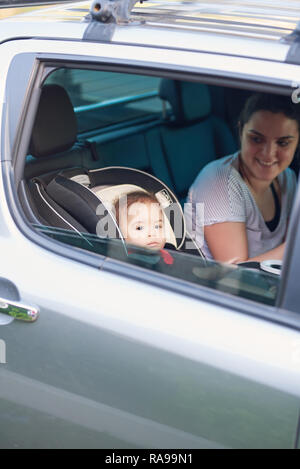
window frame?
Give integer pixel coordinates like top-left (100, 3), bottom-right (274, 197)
top-left (3, 47), bottom-right (300, 328)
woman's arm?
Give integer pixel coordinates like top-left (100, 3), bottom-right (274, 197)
top-left (204, 221), bottom-right (285, 263)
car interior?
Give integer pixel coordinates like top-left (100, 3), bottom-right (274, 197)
top-left (23, 71), bottom-right (247, 233)
top-left (17, 67), bottom-right (289, 305)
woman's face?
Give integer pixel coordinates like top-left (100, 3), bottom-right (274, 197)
top-left (240, 110), bottom-right (299, 183)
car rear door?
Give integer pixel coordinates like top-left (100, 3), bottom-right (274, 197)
top-left (0, 38), bottom-right (299, 449)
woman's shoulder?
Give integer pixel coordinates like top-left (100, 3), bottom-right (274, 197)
top-left (188, 152), bottom-right (247, 223)
top-left (190, 152), bottom-right (241, 190)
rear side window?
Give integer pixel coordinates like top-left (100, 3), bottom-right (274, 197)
top-left (26, 66), bottom-right (293, 310)
top-left (45, 69), bottom-right (163, 133)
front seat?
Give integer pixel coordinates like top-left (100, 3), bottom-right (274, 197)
top-left (158, 79), bottom-right (237, 202)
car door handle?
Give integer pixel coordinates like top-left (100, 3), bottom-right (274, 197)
top-left (0, 297), bottom-right (39, 322)
top-left (0, 277), bottom-right (39, 323)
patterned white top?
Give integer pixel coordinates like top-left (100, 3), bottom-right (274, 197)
top-left (186, 152), bottom-right (297, 259)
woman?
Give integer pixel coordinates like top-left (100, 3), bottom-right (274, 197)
top-left (187, 93), bottom-right (299, 263)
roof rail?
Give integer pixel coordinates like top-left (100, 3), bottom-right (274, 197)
top-left (284, 21), bottom-right (300, 65)
top-left (88, 0), bottom-right (146, 24)
top-left (0, 0), bottom-right (79, 7)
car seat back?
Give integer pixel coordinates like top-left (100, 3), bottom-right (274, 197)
top-left (159, 79), bottom-right (237, 201)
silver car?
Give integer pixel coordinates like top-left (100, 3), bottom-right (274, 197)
top-left (0, 0), bottom-right (299, 449)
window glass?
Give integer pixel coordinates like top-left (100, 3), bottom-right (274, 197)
top-left (45, 69), bottom-right (163, 133)
top-left (28, 67), bottom-right (290, 310)
top-left (36, 225), bottom-right (279, 307)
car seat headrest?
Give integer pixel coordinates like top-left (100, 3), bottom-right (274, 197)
top-left (29, 85), bottom-right (77, 159)
top-left (91, 184), bottom-right (177, 247)
top-left (56, 166), bottom-right (186, 248)
top-left (89, 167), bottom-right (186, 249)
top-left (159, 79), bottom-right (211, 125)
top-left (47, 175), bottom-right (110, 236)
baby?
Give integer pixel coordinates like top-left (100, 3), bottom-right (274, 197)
top-left (114, 191), bottom-right (166, 251)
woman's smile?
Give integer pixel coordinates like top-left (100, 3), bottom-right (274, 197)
top-left (255, 158), bottom-right (277, 167)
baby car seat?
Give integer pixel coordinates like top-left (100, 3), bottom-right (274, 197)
top-left (46, 166), bottom-right (205, 258)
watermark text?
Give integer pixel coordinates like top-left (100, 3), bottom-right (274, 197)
top-left (0, 339), bottom-right (6, 364)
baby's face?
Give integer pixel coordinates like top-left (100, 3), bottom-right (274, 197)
top-left (119, 199), bottom-right (166, 250)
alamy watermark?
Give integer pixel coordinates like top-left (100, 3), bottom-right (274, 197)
top-left (291, 82), bottom-right (300, 104)
top-left (0, 339), bottom-right (6, 364)
top-left (94, 198), bottom-right (205, 249)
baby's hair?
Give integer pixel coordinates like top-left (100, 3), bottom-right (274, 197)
top-left (114, 191), bottom-right (159, 224)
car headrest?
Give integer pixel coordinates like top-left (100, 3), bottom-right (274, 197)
top-left (159, 79), bottom-right (211, 125)
top-left (89, 167), bottom-right (186, 249)
top-left (29, 85), bottom-right (77, 159)
top-left (47, 175), bottom-right (105, 235)
top-left (90, 184), bottom-right (177, 247)
top-left (56, 166), bottom-right (186, 249)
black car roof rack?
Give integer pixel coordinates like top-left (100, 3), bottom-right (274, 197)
top-left (0, 0), bottom-right (78, 6)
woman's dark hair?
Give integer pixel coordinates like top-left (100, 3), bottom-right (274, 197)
top-left (239, 92), bottom-right (300, 134)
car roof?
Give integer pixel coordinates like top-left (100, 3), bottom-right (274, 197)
top-left (1, 0), bottom-right (300, 63)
